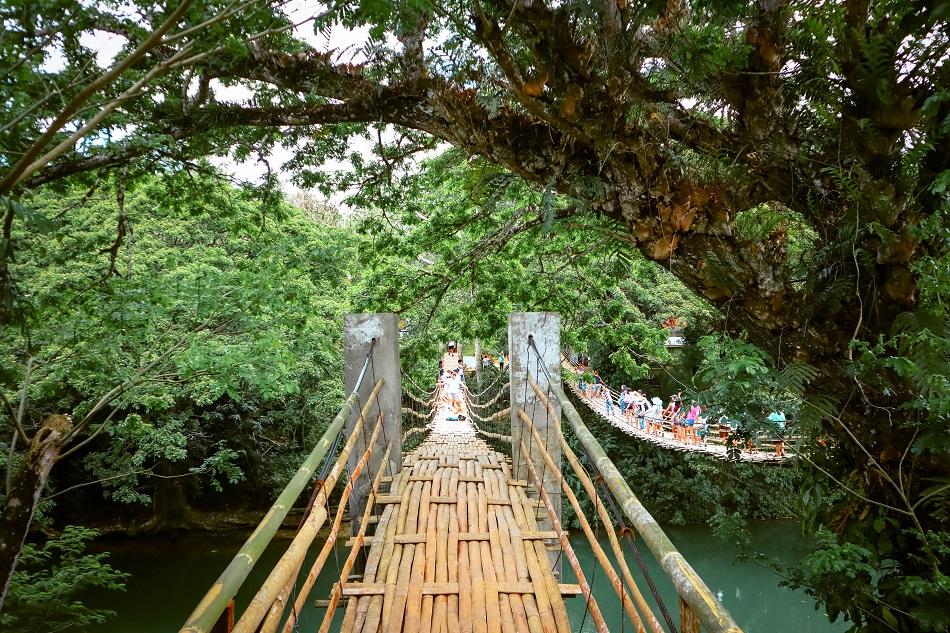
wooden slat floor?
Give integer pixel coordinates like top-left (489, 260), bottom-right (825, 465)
top-left (338, 396), bottom-right (578, 633)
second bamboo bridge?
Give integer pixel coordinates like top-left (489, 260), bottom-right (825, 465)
top-left (180, 313), bottom-right (743, 633)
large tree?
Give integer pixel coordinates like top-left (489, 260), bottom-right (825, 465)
top-left (2, 0), bottom-right (948, 629)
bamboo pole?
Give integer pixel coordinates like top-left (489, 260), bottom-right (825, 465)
top-left (356, 472), bottom-right (404, 633)
top-left (548, 381), bottom-right (743, 633)
top-left (528, 375), bottom-right (661, 633)
top-left (232, 382), bottom-right (385, 633)
top-left (278, 438), bottom-right (392, 633)
top-left (318, 441), bottom-right (396, 633)
top-left (180, 389), bottom-right (361, 633)
top-left (517, 408), bottom-right (651, 633)
top-left (506, 479), bottom-right (560, 633)
top-left (517, 435), bottom-right (609, 633)
top-left (261, 434), bottom-right (375, 633)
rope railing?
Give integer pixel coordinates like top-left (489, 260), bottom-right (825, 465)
top-left (466, 405), bottom-right (511, 424)
top-left (179, 345), bottom-right (381, 633)
top-left (401, 371), bottom-right (438, 401)
top-left (402, 384), bottom-right (438, 407)
top-left (460, 378), bottom-right (512, 445)
top-left (469, 367), bottom-right (506, 398)
top-left (401, 377), bottom-right (440, 452)
top-left (471, 417), bottom-right (511, 442)
top-left (231, 379), bottom-right (385, 633)
top-left (402, 425), bottom-right (430, 442)
top-left (461, 379), bottom-right (508, 417)
top-left (528, 356), bottom-right (743, 633)
top-left (402, 406), bottom-right (434, 420)
top-left (463, 381), bottom-right (510, 409)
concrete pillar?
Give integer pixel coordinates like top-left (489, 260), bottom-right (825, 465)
top-left (344, 314), bottom-right (402, 534)
top-left (508, 313), bottom-right (562, 571)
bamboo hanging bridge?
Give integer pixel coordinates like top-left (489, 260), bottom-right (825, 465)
top-left (559, 359), bottom-right (796, 464)
top-left (180, 313), bottom-right (743, 633)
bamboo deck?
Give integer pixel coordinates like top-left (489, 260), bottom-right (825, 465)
top-left (338, 389), bottom-right (578, 633)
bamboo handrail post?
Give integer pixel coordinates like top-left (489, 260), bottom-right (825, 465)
top-left (551, 383), bottom-right (743, 633)
top-left (516, 409), bottom-right (653, 633)
top-left (528, 377), bottom-right (663, 633)
top-left (517, 436), bottom-right (609, 633)
top-left (232, 383), bottom-right (385, 633)
top-left (179, 390), bottom-right (359, 633)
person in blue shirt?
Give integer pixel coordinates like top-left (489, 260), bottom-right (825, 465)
top-left (768, 411), bottom-right (787, 457)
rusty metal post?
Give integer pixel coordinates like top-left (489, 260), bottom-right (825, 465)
top-left (211, 600), bottom-right (234, 633)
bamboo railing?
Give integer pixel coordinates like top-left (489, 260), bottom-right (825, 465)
top-left (517, 404), bottom-right (663, 633)
top-left (179, 372), bottom-right (385, 633)
top-left (530, 374), bottom-right (743, 633)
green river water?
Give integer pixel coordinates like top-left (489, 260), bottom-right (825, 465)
top-left (80, 521), bottom-right (845, 633)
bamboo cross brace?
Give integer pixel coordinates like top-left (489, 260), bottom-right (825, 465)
top-left (180, 385), bottom-right (364, 633)
top-left (259, 428), bottom-right (378, 633)
top-left (317, 439), bottom-right (397, 633)
top-left (517, 408), bottom-right (656, 633)
top-left (279, 442), bottom-right (393, 633)
top-left (517, 431), bottom-right (610, 633)
top-left (232, 380), bottom-right (385, 633)
top-left (527, 377), bottom-right (663, 633)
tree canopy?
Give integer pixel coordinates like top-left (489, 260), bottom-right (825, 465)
top-left (1, 1), bottom-right (948, 631)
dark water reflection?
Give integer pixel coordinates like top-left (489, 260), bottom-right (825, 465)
top-left (80, 521), bottom-right (844, 632)
top-left (562, 521), bottom-right (845, 633)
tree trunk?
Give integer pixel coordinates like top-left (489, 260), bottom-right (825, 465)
top-left (0, 414), bottom-right (70, 610)
top-left (142, 460), bottom-right (199, 533)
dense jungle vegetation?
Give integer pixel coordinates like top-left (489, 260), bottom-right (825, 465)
top-left (0, 0), bottom-right (947, 631)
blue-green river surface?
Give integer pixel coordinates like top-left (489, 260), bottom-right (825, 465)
top-left (81, 521), bottom-right (845, 632)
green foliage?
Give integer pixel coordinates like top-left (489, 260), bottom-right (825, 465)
top-left (1, 170), bottom-right (355, 516)
top-left (0, 2), bottom-right (946, 630)
top-left (0, 527), bottom-right (127, 633)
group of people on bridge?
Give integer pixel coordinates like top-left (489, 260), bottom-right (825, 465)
top-left (437, 357), bottom-right (466, 415)
top-left (577, 365), bottom-right (787, 458)
top-left (580, 374), bottom-right (713, 446)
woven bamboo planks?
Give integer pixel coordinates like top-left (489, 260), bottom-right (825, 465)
top-left (341, 430), bottom-right (579, 633)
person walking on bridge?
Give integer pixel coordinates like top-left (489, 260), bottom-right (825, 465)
top-left (685, 402), bottom-right (701, 444)
top-left (646, 397), bottom-right (664, 435)
top-left (603, 386), bottom-right (614, 415)
top-left (446, 370), bottom-right (463, 415)
top-left (768, 411), bottom-right (787, 458)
